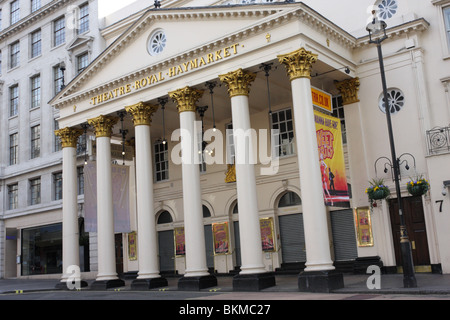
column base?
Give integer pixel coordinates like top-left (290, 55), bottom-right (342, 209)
top-left (298, 270), bottom-right (344, 293)
top-left (178, 275), bottom-right (217, 291)
top-left (131, 277), bottom-right (168, 290)
top-left (233, 272), bottom-right (276, 292)
top-left (90, 279), bottom-right (125, 290)
top-left (55, 280), bottom-right (89, 290)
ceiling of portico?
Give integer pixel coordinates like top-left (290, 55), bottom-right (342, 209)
top-left (109, 56), bottom-right (352, 144)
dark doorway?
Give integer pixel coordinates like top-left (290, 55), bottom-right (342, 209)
top-left (115, 233), bottom-right (123, 275)
top-left (389, 196), bottom-right (431, 269)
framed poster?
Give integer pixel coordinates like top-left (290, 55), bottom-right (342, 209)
top-left (174, 227), bottom-right (186, 256)
top-left (128, 232), bottom-right (137, 261)
top-left (212, 222), bottom-right (229, 255)
top-left (354, 207), bottom-right (374, 247)
top-left (260, 217), bottom-right (275, 252)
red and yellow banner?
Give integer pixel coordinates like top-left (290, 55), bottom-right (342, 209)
top-left (212, 222), bottom-right (229, 255)
top-left (314, 110), bottom-right (350, 207)
top-left (174, 227), bottom-right (186, 256)
top-left (312, 87), bottom-right (333, 113)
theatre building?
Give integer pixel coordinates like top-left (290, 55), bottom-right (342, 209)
top-left (2, 0), bottom-right (450, 292)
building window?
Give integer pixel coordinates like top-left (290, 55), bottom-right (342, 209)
top-left (226, 123), bottom-right (235, 164)
top-left (9, 133), bottom-right (18, 165)
top-left (54, 16), bottom-right (65, 47)
top-left (148, 29), bottom-right (167, 56)
top-left (278, 191), bottom-right (302, 207)
top-left (21, 224), bottom-right (62, 275)
top-left (10, 0), bottom-right (20, 25)
top-left (10, 85), bottom-right (19, 117)
top-left (444, 6), bottom-right (450, 51)
top-left (30, 177), bottom-right (41, 205)
top-left (154, 140), bottom-right (168, 182)
top-left (77, 52), bottom-right (89, 74)
top-left (271, 108), bottom-right (295, 157)
top-left (54, 66), bottom-right (64, 94)
top-left (378, 88), bottom-right (405, 115)
top-left (54, 119), bottom-right (62, 152)
top-left (376, 0), bottom-right (398, 20)
top-left (31, 0), bottom-right (41, 13)
top-left (8, 184), bottom-right (19, 210)
top-left (30, 29), bottom-right (41, 58)
top-left (76, 134), bottom-right (86, 155)
top-left (53, 172), bottom-right (63, 201)
top-left (78, 3), bottom-right (89, 34)
top-left (10, 41), bottom-right (20, 69)
top-left (30, 75), bottom-right (41, 109)
top-left (332, 95), bottom-right (347, 144)
top-left (77, 166), bottom-right (84, 196)
top-left (31, 125), bottom-right (40, 159)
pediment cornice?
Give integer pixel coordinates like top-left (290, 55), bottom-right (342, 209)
top-left (51, 3), bottom-right (430, 110)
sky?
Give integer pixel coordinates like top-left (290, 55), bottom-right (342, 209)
top-left (98, 0), bottom-right (137, 18)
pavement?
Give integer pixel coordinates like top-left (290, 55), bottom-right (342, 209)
top-left (1, 273), bottom-right (450, 296)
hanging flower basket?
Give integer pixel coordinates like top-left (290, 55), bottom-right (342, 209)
top-left (407, 177), bottom-right (429, 197)
top-left (366, 178), bottom-right (390, 209)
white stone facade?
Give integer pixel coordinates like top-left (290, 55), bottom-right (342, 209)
top-left (2, 0), bottom-right (450, 283)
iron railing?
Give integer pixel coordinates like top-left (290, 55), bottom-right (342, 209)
top-left (426, 126), bottom-right (450, 155)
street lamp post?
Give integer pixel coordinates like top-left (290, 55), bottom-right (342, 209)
top-left (366, 12), bottom-right (417, 288)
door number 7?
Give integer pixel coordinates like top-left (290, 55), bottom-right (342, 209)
top-left (436, 200), bottom-right (444, 213)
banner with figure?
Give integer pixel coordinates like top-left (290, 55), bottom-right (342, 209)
top-left (84, 162), bottom-right (131, 232)
top-left (314, 110), bottom-right (350, 207)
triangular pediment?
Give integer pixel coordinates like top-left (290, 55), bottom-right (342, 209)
top-left (66, 35), bottom-right (94, 52)
top-left (51, 3), bottom-right (307, 107)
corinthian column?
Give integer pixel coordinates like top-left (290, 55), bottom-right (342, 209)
top-left (278, 48), bottom-right (343, 292)
top-left (88, 115), bottom-right (125, 290)
top-left (55, 127), bottom-right (88, 289)
top-left (169, 86), bottom-right (217, 290)
top-left (220, 68), bottom-right (275, 291)
top-left (126, 102), bottom-right (168, 290)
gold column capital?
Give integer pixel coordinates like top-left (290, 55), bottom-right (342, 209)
top-left (169, 86), bottom-right (204, 113)
top-left (219, 68), bottom-right (256, 98)
top-left (88, 115), bottom-right (119, 138)
top-left (277, 48), bottom-right (318, 81)
top-left (335, 77), bottom-right (360, 105)
top-left (55, 127), bottom-right (83, 149)
top-left (125, 102), bottom-right (159, 126)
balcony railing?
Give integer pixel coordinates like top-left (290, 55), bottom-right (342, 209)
top-left (426, 126), bottom-right (450, 155)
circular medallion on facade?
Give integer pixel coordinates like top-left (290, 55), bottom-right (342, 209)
top-left (148, 29), bottom-right (167, 56)
top-left (377, 0), bottom-right (398, 20)
top-left (378, 88), bottom-right (405, 114)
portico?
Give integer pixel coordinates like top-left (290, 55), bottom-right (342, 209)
top-left (51, 3), bottom-right (355, 292)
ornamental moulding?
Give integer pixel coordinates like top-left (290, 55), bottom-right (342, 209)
top-left (53, 4), bottom-right (356, 109)
top-left (54, 127), bottom-right (83, 149)
top-left (169, 86), bottom-right (204, 113)
top-left (88, 115), bottom-right (119, 138)
top-left (125, 102), bottom-right (159, 126)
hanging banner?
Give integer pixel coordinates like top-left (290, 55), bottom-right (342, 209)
top-left (84, 162), bottom-right (131, 233)
top-left (260, 217), bottom-right (275, 252)
top-left (312, 87), bottom-right (333, 113)
top-left (212, 222), bottom-right (229, 255)
top-left (314, 110), bottom-right (350, 207)
top-left (174, 227), bottom-right (186, 256)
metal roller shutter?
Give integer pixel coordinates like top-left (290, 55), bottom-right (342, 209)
top-left (279, 214), bottom-right (306, 263)
top-left (330, 209), bottom-right (358, 261)
top-left (233, 221), bottom-right (241, 267)
top-left (204, 224), bottom-right (214, 269)
top-left (158, 230), bottom-right (174, 272)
